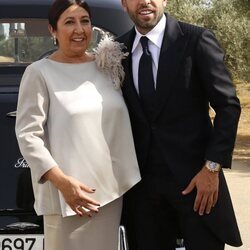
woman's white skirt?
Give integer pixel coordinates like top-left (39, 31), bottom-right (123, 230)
top-left (43, 197), bottom-right (123, 250)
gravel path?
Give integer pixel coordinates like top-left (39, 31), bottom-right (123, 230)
top-left (224, 160), bottom-right (250, 250)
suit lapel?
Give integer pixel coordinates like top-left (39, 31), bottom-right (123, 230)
top-left (122, 29), bottom-right (148, 122)
top-left (122, 15), bottom-right (188, 122)
top-left (153, 15), bottom-right (188, 120)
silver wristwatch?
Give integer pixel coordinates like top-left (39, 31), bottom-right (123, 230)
top-left (205, 160), bottom-right (221, 173)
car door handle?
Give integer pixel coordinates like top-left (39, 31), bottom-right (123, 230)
top-left (6, 111), bottom-right (17, 117)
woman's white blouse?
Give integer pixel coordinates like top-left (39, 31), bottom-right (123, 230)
top-left (15, 58), bottom-right (141, 217)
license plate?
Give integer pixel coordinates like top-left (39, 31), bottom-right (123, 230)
top-left (0, 234), bottom-right (44, 250)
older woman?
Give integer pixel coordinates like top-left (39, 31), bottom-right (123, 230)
top-left (15, 0), bottom-right (141, 249)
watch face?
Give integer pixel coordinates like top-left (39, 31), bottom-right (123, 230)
top-left (210, 162), bottom-right (217, 170)
top-left (207, 161), bottom-right (220, 172)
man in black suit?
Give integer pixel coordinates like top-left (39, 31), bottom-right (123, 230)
top-left (118, 0), bottom-right (242, 249)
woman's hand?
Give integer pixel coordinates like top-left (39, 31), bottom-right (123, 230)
top-left (43, 167), bottom-right (100, 217)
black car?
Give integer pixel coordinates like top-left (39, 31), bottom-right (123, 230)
top-left (0, 1), bottom-right (132, 249)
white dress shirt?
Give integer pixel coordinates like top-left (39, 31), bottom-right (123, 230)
top-left (132, 14), bottom-right (166, 93)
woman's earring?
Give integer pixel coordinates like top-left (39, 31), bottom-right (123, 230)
top-left (53, 36), bottom-right (57, 46)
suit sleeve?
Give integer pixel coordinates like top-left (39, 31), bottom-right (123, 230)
top-left (195, 30), bottom-right (241, 167)
top-left (15, 64), bottom-right (58, 183)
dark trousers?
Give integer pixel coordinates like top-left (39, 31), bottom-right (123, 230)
top-left (122, 165), bottom-right (225, 250)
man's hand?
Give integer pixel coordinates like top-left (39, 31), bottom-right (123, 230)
top-left (182, 166), bottom-right (219, 216)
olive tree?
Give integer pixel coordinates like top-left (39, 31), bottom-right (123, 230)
top-left (166, 0), bottom-right (250, 82)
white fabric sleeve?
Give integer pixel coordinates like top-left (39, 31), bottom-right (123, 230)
top-left (15, 64), bottom-right (58, 183)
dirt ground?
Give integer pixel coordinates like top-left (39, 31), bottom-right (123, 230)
top-left (234, 83), bottom-right (250, 165)
top-left (225, 82), bottom-right (250, 249)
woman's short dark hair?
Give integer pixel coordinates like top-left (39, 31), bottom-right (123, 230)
top-left (48, 0), bottom-right (92, 30)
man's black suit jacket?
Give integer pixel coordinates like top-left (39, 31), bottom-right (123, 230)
top-left (118, 14), bottom-right (242, 247)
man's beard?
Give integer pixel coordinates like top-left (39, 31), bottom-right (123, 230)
top-left (129, 12), bottom-right (163, 33)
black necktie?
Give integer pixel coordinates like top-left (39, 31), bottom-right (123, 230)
top-left (138, 36), bottom-right (155, 118)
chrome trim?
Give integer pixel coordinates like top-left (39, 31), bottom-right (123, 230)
top-left (119, 225), bottom-right (129, 250)
top-left (6, 111), bottom-right (16, 117)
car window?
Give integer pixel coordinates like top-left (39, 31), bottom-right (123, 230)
top-left (0, 19), bottom-right (110, 65)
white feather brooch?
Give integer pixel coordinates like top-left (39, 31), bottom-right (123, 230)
top-left (94, 35), bottom-right (128, 90)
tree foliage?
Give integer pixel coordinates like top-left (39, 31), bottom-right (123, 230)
top-left (167, 0), bottom-right (250, 82)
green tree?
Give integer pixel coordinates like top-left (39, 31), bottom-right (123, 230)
top-left (166, 0), bottom-right (250, 82)
top-left (206, 0), bottom-right (249, 82)
top-left (167, 0), bottom-right (209, 26)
